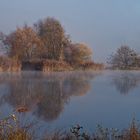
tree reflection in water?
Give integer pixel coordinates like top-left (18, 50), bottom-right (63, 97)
top-left (0, 72), bottom-right (98, 122)
top-left (112, 72), bottom-right (140, 95)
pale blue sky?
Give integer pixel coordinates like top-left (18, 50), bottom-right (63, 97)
top-left (0, 0), bottom-right (140, 62)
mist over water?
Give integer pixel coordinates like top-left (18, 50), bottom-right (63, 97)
top-left (0, 71), bottom-right (139, 134)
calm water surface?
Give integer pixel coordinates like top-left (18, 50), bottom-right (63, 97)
top-left (0, 71), bottom-right (140, 134)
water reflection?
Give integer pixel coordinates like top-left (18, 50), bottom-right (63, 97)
top-left (0, 72), bottom-right (98, 121)
top-left (112, 72), bottom-right (140, 95)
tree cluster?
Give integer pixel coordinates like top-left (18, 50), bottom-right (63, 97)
top-left (0, 17), bottom-right (94, 70)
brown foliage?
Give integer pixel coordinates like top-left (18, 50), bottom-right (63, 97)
top-left (64, 43), bottom-right (92, 66)
top-left (43, 60), bottom-right (73, 71)
top-left (35, 17), bottom-right (67, 60)
top-left (79, 61), bottom-right (104, 70)
top-left (0, 17), bottom-right (100, 71)
top-left (5, 26), bottom-right (43, 61)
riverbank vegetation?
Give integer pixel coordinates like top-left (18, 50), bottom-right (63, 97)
top-left (0, 113), bottom-right (140, 140)
top-left (0, 17), bottom-right (103, 72)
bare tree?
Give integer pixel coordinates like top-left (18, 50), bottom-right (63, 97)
top-left (108, 46), bottom-right (138, 69)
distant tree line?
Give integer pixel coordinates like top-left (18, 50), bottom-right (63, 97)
top-left (0, 17), bottom-right (103, 71)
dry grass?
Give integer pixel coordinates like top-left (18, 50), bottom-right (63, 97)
top-left (43, 120), bottom-right (140, 140)
top-left (0, 114), bottom-right (140, 140)
top-left (43, 60), bottom-right (73, 72)
top-left (78, 61), bottom-right (104, 71)
top-left (0, 114), bottom-right (35, 140)
top-left (0, 56), bottom-right (21, 72)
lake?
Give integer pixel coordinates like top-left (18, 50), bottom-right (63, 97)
top-left (0, 71), bottom-right (140, 135)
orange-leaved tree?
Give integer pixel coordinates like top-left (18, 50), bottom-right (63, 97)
top-left (64, 43), bottom-right (93, 66)
top-left (4, 25), bottom-right (43, 61)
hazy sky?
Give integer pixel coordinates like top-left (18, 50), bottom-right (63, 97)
top-left (0, 0), bottom-right (140, 62)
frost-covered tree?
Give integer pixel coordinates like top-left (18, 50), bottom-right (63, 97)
top-left (108, 46), bottom-right (138, 69)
